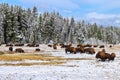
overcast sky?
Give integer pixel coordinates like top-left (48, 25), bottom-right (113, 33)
top-left (1, 0), bottom-right (120, 26)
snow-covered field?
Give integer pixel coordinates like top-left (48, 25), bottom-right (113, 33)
top-left (0, 44), bottom-right (120, 80)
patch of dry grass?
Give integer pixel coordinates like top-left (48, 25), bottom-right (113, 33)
top-left (0, 53), bottom-right (94, 66)
top-left (0, 61), bottom-right (65, 66)
top-left (0, 53), bottom-right (66, 66)
top-left (0, 51), bottom-right (4, 55)
top-left (0, 53), bottom-right (63, 61)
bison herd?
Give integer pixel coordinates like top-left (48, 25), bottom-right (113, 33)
top-left (48, 43), bottom-right (116, 62)
top-left (5, 43), bottom-right (116, 62)
top-left (6, 43), bottom-right (40, 53)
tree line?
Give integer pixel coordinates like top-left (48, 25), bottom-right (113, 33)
top-left (0, 3), bottom-right (120, 44)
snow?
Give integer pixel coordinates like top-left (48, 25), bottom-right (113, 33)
top-left (0, 44), bottom-right (120, 80)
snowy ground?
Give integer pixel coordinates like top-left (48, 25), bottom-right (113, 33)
top-left (0, 44), bottom-right (120, 80)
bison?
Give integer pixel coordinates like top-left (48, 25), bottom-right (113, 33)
top-left (48, 44), bottom-right (52, 47)
top-left (84, 44), bottom-right (92, 47)
top-left (76, 47), bottom-right (85, 53)
top-left (93, 45), bottom-right (98, 48)
top-left (15, 48), bottom-right (24, 53)
top-left (35, 48), bottom-right (40, 52)
top-left (109, 45), bottom-right (112, 48)
top-left (95, 49), bottom-right (109, 61)
top-left (9, 46), bottom-right (13, 51)
top-left (6, 43), bottom-right (13, 47)
top-left (14, 43), bottom-right (24, 46)
top-left (95, 49), bottom-right (116, 61)
top-left (99, 45), bottom-right (105, 48)
top-left (96, 51), bottom-right (107, 61)
top-left (85, 48), bottom-right (95, 54)
top-left (27, 43), bottom-right (39, 47)
top-left (65, 46), bottom-right (77, 54)
top-left (109, 53), bottom-right (116, 61)
top-left (53, 44), bottom-right (57, 49)
top-left (60, 43), bottom-right (65, 48)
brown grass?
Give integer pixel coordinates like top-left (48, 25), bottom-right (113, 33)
top-left (0, 53), bottom-right (63, 61)
top-left (0, 53), bottom-right (94, 66)
top-left (0, 61), bottom-right (65, 66)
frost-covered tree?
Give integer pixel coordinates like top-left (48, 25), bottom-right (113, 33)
top-left (1, 3), bottom-right (120, 44)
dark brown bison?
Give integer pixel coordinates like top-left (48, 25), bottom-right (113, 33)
top-left (27, 43), bottom-right (39, 47)
top-left (96, 51), bottom-right (106, 61)
top-left (15, 48), bottom-right (24, 53)
top-left (35, 48), bottom-right (40, 52)
top-left (60, 43), bottom-right (65, 48)
top-left (95, 49), bottom-right (114, 61)
top-left (53, 44), bottom-right (57, 49)
top-left (6, 43), bottom-right (13, 47)
top-left (35, 44), bottom-right (39, 47)
top-left (109, 45), bottom-right (112, 48)
top-left (70, 47), bottom-right (77, 54)
top-left (93, 45), bottom-right (98, 48)
top-left (27, 43), bottom-right (34, 47)
top-left (69, 47), bottom-right (74, 53)
top-left (99, 45), bottom-right (105, 48)
top-left (77, 44), bottom-right (84, 48)
top-left (85, 48), bottom-right (95, 54)
top-left (66, 47), bottom-right (77, 54)
top-left (71, 47), bottom-right (77, 54)
top-left (48, 44), bottom-right (52, 47)
top-left (76, 47), bottom-right (85, 53)
top-left (109, 53), bottom-right (116, 61)
top-left (9, 46), bottom-right (13, 51)
top-left (96, 49), bottom-right (108, 61)
top-left (84, 44), bottom-right (92, 47)
top-left (14, 43), bottom-right (24, 46)
top-left (65, 46), bottom-right (71, 53)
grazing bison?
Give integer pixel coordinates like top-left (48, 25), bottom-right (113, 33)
top-left (35, 44), bottom-right (39, 47)
top-left (93, 45), bottom-right (98, 48)
top-left (60, 43), bottom-right (65, 48)
top-left (70, 47), bottom-right (77, 54)
top-left (48, 44), bottom-right (52, 47)
top-left (9, 46), bottom-right (13, 51)
top-left (6, 43), bottom-right (13, 47)
top-left (27, 43), bottom-right (39, 47)
top-left (85, 48), bottom-right (95, 54)
top-left (27, 43), bottom-right (34, 47)
top-left (65, 46), bottom-right (77, 54)
top-left (65, 46), bottom-right (71, 53)
top-left (77, 44), bottom-right (84, 48)
top-left (65, 44), bottom-right (79, 54)
top-left (95, 49), bottom-right (108, 61)
top-left (53, 44), bottom-right (57, 49)
top-left (96, 51), bottom-right (106, 61)
top-left (109, 53), bottom-right (116, 61)
top-left (15, 48), bottom-right (24, 53)
top-left (35, 48), bottom-right (40, 52)
top-left (76, 47), bottom-right (85, 53)
top-left (14, 43), bottom-right (24, 46)
top-left (95, 49), bottom-right (116, 61)
top-left (84, 44), bottom-right (92, 47)
top-left (109, 45), bottom-right (112, 48)
top-left (99, 45), bottom-right (105, 48)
